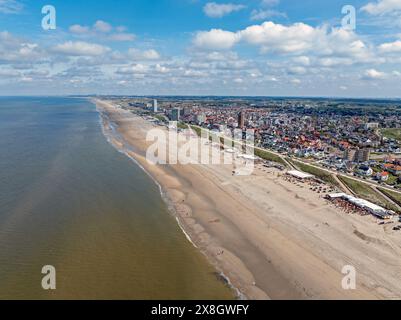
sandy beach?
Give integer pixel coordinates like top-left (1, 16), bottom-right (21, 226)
top-left (95, 99), bottom-right (401, 300)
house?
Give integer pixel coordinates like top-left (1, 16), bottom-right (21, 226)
top-left (382, 163), bottom-right (401, 176)
top-left (376, 171), bottom-right (389, 182)
top-left (389, 165), bottom-right (401, 176)
top-left (358, 165), bottom-right (373, 176)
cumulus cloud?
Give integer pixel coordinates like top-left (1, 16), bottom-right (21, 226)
top-left (128, 48), bottom-right (161, 60)
top-left (363, 68), bottom-right (386, 79)
top-left (193, 29), bottom-right (240, 50)
top-left (203, 2), bottom-right (246, 18)
top-left (193, 21), bottom-right (374, 65)
top-left (53, 41), bottom-right (110, 56)
top-left (94, 20), bottom-right (112, 33)
top-left (379, 39), bottom-right (401, 52)
top-left (0, 31), bottom-right (44, 63)
top-left (69, 20), bottom-right (135, 42)
top-left (361, 0), bottom-right (401, 15)
top-left (69, 24), bottom-right (90, 34)
top-left (117, 64), bottom-right (149, 75)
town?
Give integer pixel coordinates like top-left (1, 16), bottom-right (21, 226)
top-left (102, 95), bottom-right (401, 223)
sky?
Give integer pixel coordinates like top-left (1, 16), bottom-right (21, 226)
top-left (1, 0), bottom-right (401, 97)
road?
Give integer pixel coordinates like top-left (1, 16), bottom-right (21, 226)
top-left (188, 124), bottom-right (401, 198)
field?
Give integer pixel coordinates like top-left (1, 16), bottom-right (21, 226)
top-left (339, 176), bottom-right (399, 212)
top-left (254, 148), bottom-right (287, 166)
top-left (190, 125), bottom-right (287, 166)
top-left (381, 128), bottom-right (401, 142)
top-left (378, 187), bottom-right (401, 208)
top-left (290, 160), bottom-right (339, 187)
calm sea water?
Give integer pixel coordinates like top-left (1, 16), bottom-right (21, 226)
top-left (0, 97), bottom-right (233, 299)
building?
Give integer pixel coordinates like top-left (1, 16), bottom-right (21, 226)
top-left (365, 123), bottom-right (379, 130)
top-left (170, 108), bottom-right (180, 121)
top-left (195, 113), bottom-right (206, 125)
top-left (287, 170), bottom-right (314, 180)
top-left (327, 193), bottom-right (393, 219)
top-left (344, 148), bottom-right (370, 163)
top-left (238, 111), bottom-right (245, 129)
top-left (376, 171), bottom-right (389, 182)
top-left (183, 107), bottom-right (191, 116)
top-left (152, 99), bottom-right (158, 113)
top-left (358, 165), bottom-right (373, 176)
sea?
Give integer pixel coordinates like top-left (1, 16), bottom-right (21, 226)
top-left (0, 97), bottom-right (233, 299)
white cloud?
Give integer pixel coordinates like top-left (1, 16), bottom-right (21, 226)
top-left (69, 25), bottom-right (90, 34)
top-left (250, 9), bottom-right (286, 20)
top-left (117, 64), bottom-right (149, 74)
top-left (193, 21), bottom-right (374, 66)
top-left (53, 41), bottom-right (110, 56)
top-left (0, 31), bottom-right (44, 62)
top-left (0, 68), bottom-right (19, 77)
top-left (291, 78), bottom-right (301, 84)
top-left (0, 0), bottom-right (22, 14)
top-left (287, 66), bottom-right (306, 75)
top-left (94, 20), bottom-right (112, 33)
top-left (69, 21), bottom-right (135, 42)
top-left (155, 64), bottom-right (169, 73)
top-left (292, 56), bottom-right (310, 66)
top-left (361, 0), bottom-right (401, 15)
top-left (128, 48), bottom-right (161, 60)
top-left (363, 68), bottom-right (386, 79)
top-left (203, 2), bottom-right (246, 18)
top-left (379, 39), bottom-right (401, 52)
top-left (193, 29), bottom-right (240, 50)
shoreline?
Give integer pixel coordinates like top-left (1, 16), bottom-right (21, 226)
top-left (93, 98), bottom-right (401, 300)
top-left (95, 99), bottom-right (244, 299)
top-left (94, 99), bottom-right (269, 299)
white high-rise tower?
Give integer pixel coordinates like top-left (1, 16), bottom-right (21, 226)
top-left (153, 99), bottom-right (158, 113)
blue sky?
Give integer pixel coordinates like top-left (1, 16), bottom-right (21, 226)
top-left (1, 0), bottom-right (401, 97)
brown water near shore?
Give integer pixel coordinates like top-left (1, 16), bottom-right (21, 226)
top-left (0, 97), bottom-right (234, 299)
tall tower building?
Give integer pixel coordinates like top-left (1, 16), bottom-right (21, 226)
top-left (153, 99), bottom-right (158, 113)
top-left (238, 111), bottom-right (245, 129)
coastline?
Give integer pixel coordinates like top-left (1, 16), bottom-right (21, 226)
top-left (94, 98), bottom-right (401, 300)
top-left (96, 100), bottom-right (244, 299)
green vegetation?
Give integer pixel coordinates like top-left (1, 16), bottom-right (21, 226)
top-left (386, 174), bottom-right (399, 186)
top-left (154, 114), bottom-right (167, 122)
top-left (254, 148), bottom-right (287, 166)
top-left (190, 125), bottom-right (286, 166)
top-left (378, 187), bottom-right (401, 208)
top-left (381, 128), bottom-right (401, 142)
top-left (189, 125), bottom-right (202, 137)
top-left (177, 122), bottom-right (188, 130)
top-left (291, 159), bottom-right (339, 186)
top-left (338, 176), bottom-right (399, 212)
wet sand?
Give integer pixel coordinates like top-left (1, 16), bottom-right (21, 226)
top-left (95, 99), bottom-right (401, 300)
